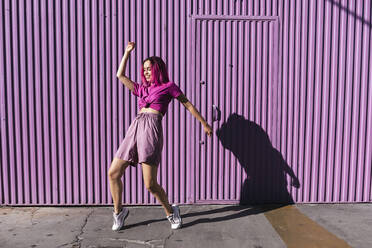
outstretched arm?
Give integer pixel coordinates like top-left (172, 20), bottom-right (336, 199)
top-left (177, 94), bottom-right (213, 137)
top-left (117, 42), bottom-right (136, 92)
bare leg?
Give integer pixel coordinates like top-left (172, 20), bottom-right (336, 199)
top-left (142, 162), bottom-right (173, 216)
top-left (108, 157), bottom-right (130, 214)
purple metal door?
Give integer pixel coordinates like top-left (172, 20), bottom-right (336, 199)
top-left (191, 16), bottom-right (282, 204)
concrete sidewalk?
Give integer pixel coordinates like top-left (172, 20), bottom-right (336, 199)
top-left (0, 204), bottom-right (371, 248)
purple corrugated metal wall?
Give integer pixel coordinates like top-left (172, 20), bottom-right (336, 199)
top-left (190, 16), bottom-right (280, 203)
top-left (1, 0), bottom-right (371, 205)
top-left (0, 0), bottom-right (191, 205)
top-left (275, 0), bottom-right (372, 203)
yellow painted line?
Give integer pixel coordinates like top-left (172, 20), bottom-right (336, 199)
top-left (264, 205), bottom-right (351, 248)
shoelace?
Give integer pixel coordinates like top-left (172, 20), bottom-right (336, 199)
top-left (167, 214), bottom-right (177, 224)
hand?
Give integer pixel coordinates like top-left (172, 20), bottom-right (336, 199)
top-left (125, 41), bottom-right (136, 53)
top-left (204, 123), bottom-right (213, 137)
top-left (291, 178), bottom-right (300, 188)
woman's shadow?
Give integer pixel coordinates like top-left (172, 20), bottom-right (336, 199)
top-left (216, 113), bottom-right (300, 204)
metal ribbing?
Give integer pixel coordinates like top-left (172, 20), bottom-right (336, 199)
top-left (192, 0), bottom-right (372, 203)
top-left (0, 0), bottom-right (190, 205)
top-left (192, 17), bottom-right (279, 203)
top-left (1, 0), bottom-right (371, 205)
top-left (276, 0), bottom-right (372, 203)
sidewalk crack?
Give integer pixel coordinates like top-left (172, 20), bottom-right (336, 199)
top-left (163, 230), bottom-right (174, 247)
top-left (30, 208), bottom-right (40, 225)
top-left (58, 209), bottom-right (94, 248)
top-left (108, 238), bottom-right (163, 247)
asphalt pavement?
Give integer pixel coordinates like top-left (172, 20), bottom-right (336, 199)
top-left (0, 204), bottom-right (371, 248)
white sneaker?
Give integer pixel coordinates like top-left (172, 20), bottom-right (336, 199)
top-left (112, 208), bottom-right (129, 231)
top-left (167, 204), bottom-right (182, 229)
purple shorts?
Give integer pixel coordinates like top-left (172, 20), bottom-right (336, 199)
top-left (115, 112), bottom-right (163, 166)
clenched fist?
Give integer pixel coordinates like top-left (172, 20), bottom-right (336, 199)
top-left (126, 42), bottom-right (136, 53)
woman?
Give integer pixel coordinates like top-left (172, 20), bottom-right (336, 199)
top-left (108, 42), bottom-right (213, 231)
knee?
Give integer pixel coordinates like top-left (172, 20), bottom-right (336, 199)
top-left (108, 167), bottom-right (120, 181)
top-left (108, 160), bottom-right (126, 181)
top-left (145, 180), bottom-right (159, 193)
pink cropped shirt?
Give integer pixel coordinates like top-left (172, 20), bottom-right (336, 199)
top-left (132, 81), bottom-right (184, 115)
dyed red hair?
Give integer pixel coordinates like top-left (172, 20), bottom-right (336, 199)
top-left (141, 56), bottom-right (170, 87)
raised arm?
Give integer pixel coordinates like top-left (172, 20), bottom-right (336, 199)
top-left (116, 42), bottom-right (136, 92)
top-left (177, 94), bottom-right (213, 137)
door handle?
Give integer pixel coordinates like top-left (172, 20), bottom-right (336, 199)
top-left (212, 105), bottom-right (221, 122)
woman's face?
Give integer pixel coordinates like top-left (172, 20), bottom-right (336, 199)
top-left (143, 60), bottom-right (152, 82)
